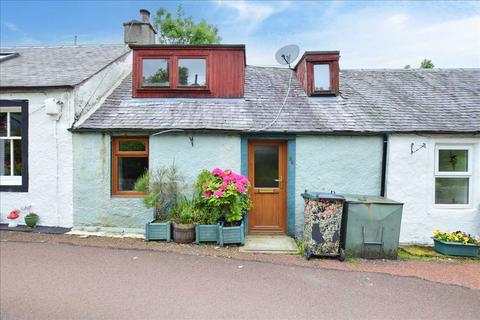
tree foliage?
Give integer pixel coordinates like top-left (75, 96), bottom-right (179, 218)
top-left (154, 5), bottom-right (221, 44)
top-left (420, 59), bottom-right (434, 69)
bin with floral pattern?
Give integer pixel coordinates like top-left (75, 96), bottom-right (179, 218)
top-left (301, 191), bottom-right (345, 261)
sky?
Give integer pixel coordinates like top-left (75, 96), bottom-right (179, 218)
top-left (1, 0), bottom-right (479, 68)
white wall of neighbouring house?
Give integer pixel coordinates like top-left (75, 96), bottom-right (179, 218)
top-left (0, 88), bottom-right (75, 227)
top-left (0, 51), bottom-right (132, 228)
top-left (386, 134), bottom-right (480, 244)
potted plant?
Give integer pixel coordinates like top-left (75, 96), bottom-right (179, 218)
top-left (24, 212), bottom-right (39, 228)
top-left (135, 164), bottom-right (184, 241)
top-left (194, 170), bottom-right (221, 244)
top-left (432, 230), bottom-right (480, 257)
top-left (200, 168), bottom-right (252, 246)
top-left (169, 197), bottom-right (197, 243)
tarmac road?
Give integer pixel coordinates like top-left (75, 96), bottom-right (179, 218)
top-left (1, 241), bottom-right (478, 320)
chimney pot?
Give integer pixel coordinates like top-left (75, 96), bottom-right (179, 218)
top-left (140, 9), bottom-right (150, 23)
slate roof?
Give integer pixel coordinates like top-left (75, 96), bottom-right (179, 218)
top-left (75, 66), bottom-right (480, 133)
top-left (0, 45), bottom-right (130, 88)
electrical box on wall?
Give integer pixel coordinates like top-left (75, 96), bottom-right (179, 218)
top-left (45, 98), bottom-right (63, 116)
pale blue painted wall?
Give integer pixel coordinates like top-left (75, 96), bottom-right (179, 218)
top-left (295, 135), bottom-right (383, 236)
top-left (73, 133), bottom-right (241, 229)
top-left (73, 133), bottom-right (382, 235)
top-left (73, 133), bottom-right (151, 229)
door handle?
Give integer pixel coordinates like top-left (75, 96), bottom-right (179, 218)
top-left (274, 176), bottom-right (283, 183)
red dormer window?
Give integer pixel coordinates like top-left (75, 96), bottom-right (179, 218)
top-left (132, 45), bottom-right (245, 98)
top-left (295, 51), bottom-right (340, 96)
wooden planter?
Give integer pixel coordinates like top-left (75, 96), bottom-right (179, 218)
top-left (195, 224), bottom-right (219, 244)
top-left (173, 223), bottom-right (195, 244)
top-left (145, 221), bottom-right (171, 241)
top-left (218, 221), bottom-right (245, 246)
top-left (433, 238), bottom-right (479, 257)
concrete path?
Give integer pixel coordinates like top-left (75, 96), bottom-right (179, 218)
top-left (1, 241), bottom-right (479, 320)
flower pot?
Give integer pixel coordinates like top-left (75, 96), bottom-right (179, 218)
top-left (145, 221), bottom-right (171, 241)
top-left (433, 238), bottom-right (480, 257)
top-left (173, 223), bottom-right (195, 244)
top-left (195, 224), bottom-right (219, 244)
top-left (218, 220), bottom-right (245, 246)
top-left (24, 214), bottom-right (39, 228)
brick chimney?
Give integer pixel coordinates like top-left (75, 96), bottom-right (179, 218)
top-left (123, 9), bottom-right (157, 45)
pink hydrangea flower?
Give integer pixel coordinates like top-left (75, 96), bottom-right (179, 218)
top-left (214, 190), bottom-right (224, 197)
top-left (223, 176), bottom-right (232, 184)
top-left (220, 182), bottom-right (228, 190)
top-left (204, 191), bottom-right (212, 198)
top-left (235, 182), bottom-right (246, 193)
top-left (221, 169), bottom-right (232, 178)
top-left (212, 168), bottom-right (223, 176)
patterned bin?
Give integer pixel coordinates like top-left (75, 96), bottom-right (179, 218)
top-left (301, 191), bottom-right (345, 261)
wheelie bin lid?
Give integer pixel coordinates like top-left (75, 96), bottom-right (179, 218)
top-left (301, 191), bottom-right (345, 201)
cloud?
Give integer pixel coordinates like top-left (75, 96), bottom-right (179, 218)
top-left (216, 0), bottom-right (291, 34)
top-left (2, 21), bottom-right (20, 32)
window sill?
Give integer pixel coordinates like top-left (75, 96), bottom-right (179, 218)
top-left (311, 90), bottom-right (336, 96)
top-left (137, 87), bottom-right (210, 93)
top-left (111, 193), bottom-right (146, 198)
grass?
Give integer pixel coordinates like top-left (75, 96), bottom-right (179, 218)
top-left (398, 245), bottom-right (479, 262)
top-left (295, 240), bottom-right (305, 256)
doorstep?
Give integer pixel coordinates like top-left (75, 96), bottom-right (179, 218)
top-left (239, 235), bottom-right (299, 254)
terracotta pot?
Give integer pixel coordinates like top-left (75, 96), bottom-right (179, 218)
top-left (172, 223), bottom-right (195, 243)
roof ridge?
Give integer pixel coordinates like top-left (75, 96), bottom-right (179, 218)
top-left (0, 44), bottom-right (127, 49)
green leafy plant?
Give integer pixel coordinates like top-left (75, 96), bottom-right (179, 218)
top-left (154, 5), bottom-right (221, 44)
top-left (199, 168), bottom-right (252, 224)
top-left (134, 163), bottom-right (185, 221)
top-left (169, 196), bottom-right (197, 225)
top-left (420, 59), bottom-right (434, 69)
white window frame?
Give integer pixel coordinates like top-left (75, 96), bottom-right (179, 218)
top-left (434, 144), bottom-right (473, 209)
top-left (0, 106), bottom-right (22, 186)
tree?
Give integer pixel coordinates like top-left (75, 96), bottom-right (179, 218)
top-left (154, 5), bottom-right (221, 44)
top-left (420, 59), bottom-right (434, 69)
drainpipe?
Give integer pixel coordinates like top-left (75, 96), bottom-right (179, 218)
top-left (380, 134), bottom-right (388, 197)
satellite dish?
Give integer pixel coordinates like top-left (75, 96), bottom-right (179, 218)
top-left (275, 44), bottom-right (300, 68)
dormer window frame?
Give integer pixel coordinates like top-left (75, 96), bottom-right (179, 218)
top-left (311, 61), bottom-right (336, 96)
top-left (135, 50), bottom-right (210, 94)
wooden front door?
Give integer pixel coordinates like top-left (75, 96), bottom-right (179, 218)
top-left (248, 140), bottom-right (287, 234)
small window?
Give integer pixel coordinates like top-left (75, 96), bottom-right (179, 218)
top-left (178, 59), bottom-right (206, 87)
top-left (0, 100), bottom-right (28, 192)
top-left (254, 145), bottom-right (279, 188)
top-left (142, 59), bottom-right (170, 87)
top-left (313, 64), bottom-right (331, 91)
top-left (434, 146), bottom-right (472, 205)
top-left (112, 137), bottom-right (149, 196)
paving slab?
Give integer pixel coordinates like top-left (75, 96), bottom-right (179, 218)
top-left (240, 235), bottom-right (299, 254)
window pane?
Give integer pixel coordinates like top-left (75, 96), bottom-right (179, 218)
top-left (1, 140), bottom-right (11, 175)
top-left (254, 146), bottom-right (279, 188)
top-left (142, 59), bottom-right (169, 87)
top-left (0, 113), bottom-right (6, 136)
top-left (314, 64), bottom-right (331, 91)
top-left (119, 140), bottom-right (146, 152)
top-left (435, 178), bottom-right (469, 204)
top-left (118, 157), bottom-right (148, 191)
top-left (438, 149), bottom-right (468, 172)
top-left (13, 139), bottom-right (22, 176)
top-left (10, 112), bottom-right (22, 137)
top-left (178, 59), bottom-right (206, 86)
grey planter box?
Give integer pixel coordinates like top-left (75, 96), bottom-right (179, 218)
top-left (145, 221), bottom-right (171, 241)
top-left (195, 224), bottom-right (219, 244)
top-left (218, 221), bottom-right (245, 246)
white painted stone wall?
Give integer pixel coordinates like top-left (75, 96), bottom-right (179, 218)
top-left (0, 51), bottom-right (132, 227)
top-left (385, 134), bottom-right (480, 244)
top-left (0, 89), bottom-right (75, 227)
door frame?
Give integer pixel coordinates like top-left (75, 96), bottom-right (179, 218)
top-left (241, 135), bottom-right (296, 236)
